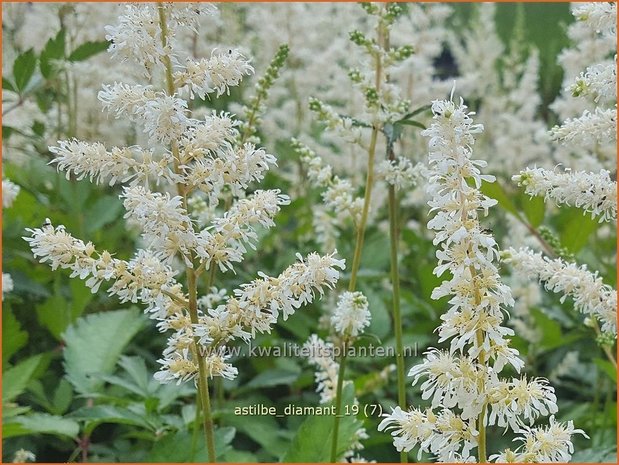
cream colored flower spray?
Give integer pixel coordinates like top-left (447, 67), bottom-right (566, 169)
top-left (25, 3), bottom-right (345, 461)
top-left (378, 95), bottom-right (586, 462)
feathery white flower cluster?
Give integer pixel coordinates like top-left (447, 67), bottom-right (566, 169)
top-left (293, 138), bottom-right (366, 253)
top-left (303, 332), bottom-right (371, 461)
top-left (490, 417), bottom-right (586, 463)
top-left (331, 291), bottom-right (371, 338)
top-left (573, 2), bottom-right (617, 38)
top-left (27, 3), bottom-right (346, 389)
top-left (449, 4), bottom-right (553, 175)
top-left (105, 3), bottom-right (218, 76)
top-left (570, 61), bottom-right (617, 102)
top-left (3, 178), bottom-right (20, 300)
top-left (304, 334), bottom-right (341, 403)
top-left (376, 158), bottom-right (422, 191)
top-left (551, 2), bottom-right (616, 170)
top-left (2, 273), bottom-right (14, 300)
top-left (551, 107), bottom-right (617, 147)
top-left (378, 98), bottom-right (583, 462)
top-left (513, 167), bottom-right (617, 223)
top-left (2, 178), bottom-right (20, 208)
top-left (506, 247), bottom-right (617, 337)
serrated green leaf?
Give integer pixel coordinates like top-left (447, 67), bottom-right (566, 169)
top-left (11, 413), bottom-right (79, 438)
top-left (63, 308), bottom-right (145, 395)
top-left (3, 354), bottom-right (43, 403)
top-left (69, 405), bottom-right (154, 433)
top-left (118, 355), bottom-right (151, 393)
top-left (13, 49), bottom-right (37, 92)
top-left (40, 29), bottom-right (66, 78)
top-left (282, 384), bottom-right (361, 462)
top-left (147, 427), bottom-right (235, 462)
top-left (68, 41), bottom-right (109, 62)
top-left (2, 307), bottom-right (28, 365)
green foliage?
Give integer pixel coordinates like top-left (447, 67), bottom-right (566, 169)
top-left (282, 384), bottom-right (362, 462)
top-left (68, 40), bottom-right (109, 62)
top-left (63, 309), bottom-right (146, 395)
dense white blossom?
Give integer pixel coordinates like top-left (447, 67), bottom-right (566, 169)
top-left (331, 291), bottom-right (371, 338)
top-left (506, 247), bottom-right (617, 336)
top-left (2, 273), bottom-right (14, 300)
top-left (490, 417), bottom-right (587, 463)
top-left (551, 107), bottom-right (617, 147)
top-left (514, 167), bottom-right (617, 222)
top-left (304, 334), bottom-right (341, 403)
top-left (2, 179), bottom-right (20, 208)
top-left (380, 98), bottom-right (578, 462)
top-left (49, 139), bottom-right (171, 186)
top-left (175, 50), bottom-right (254, 98)
top-left (376, 158), bottom-right (422, 190)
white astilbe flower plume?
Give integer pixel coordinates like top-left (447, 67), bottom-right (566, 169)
top-left (513, 167), bottom-right (617, 223)
top-left (2, 179), bottom-right (20, 208)
top-left (331, 291), bottom-right (371, 338)
top-left (304, 334), bottom-right (341, 403)
top-left (490, 417), bottom-right (588, 463)
top-left (378, 97), bottom-right (582, 462)
top-left (25, 3), bottom-right (346, 397)
top-left (505, 247), bottom-right (617, 337)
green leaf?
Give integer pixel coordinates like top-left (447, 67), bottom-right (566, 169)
top-left (40, 29), bottom-right (66, 78)
top-left (147, 427), bottom-right (235, 462)
top-left (63, 308), bottom-right (145, 395)
top-left (395, 119), bottom-right (426, 130)
top-left (594, 358), bottom-right (617, 382)
top-left (11, 413), bottom-right (79, 438)
top-left (3, 354), bottom-right (43, 403)
top-left (86, 194), bottom-right (123, 233)
top-left (69, 405), bottom-right (154, 433)
top-left (521, 194), bottom-right (545, 228)
top-left (557, 207), bottom-right (600, 253)
top-left (221, 408), bottom-right (288, 459)
top-left (480, 179), bottom-right (520, 217)
top-left (2, 307), bottom-right (28, 365)
top-left (282, 384), bottom-right (361, 462)
top-left (52, 379), bottom-right (74, 415)
top-left (2, 77), bottom-right (16, 92)
top-left (364, 287), bottom-right (390, 340)
top-left (242, 369), bottom-right (300, 391)
top-left (529, 308), bottom-right (579, 351)
top-left (398, 104), bottom-right (432, 120)
top-left (68, 41), bottom-right (109, 62)
top-left (13, 49), bottom-right (37, 93)
top-left (36, 283), bottom-right (71, 340)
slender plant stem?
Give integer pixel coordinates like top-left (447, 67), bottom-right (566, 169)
top-left (386, 143), bottom-right (408, 464)
top-left (329, 340), bottom-right (349, 463)
top-left (330, 15), bottom-right (385, 463)
top-left (475, 330), bottom-right (487, 463)
top-left (157, 4), bottom-right (217, 461)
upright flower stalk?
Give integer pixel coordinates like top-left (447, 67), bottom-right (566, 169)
top-left (378, 96), bottom-right (585, 462)
top-left (25, 4), bottom-right (346, 463)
